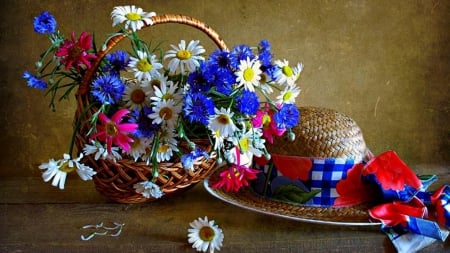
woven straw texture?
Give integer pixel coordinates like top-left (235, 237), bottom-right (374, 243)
top-left (267, 106), bottom-right (370, 161)
top-left (74, 14), bottom-right (227, 203)
top-left (207, 106), bottom-right (376, 223)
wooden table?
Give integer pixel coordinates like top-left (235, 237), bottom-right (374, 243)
top-left (1, 172), bottom-right (449, 253)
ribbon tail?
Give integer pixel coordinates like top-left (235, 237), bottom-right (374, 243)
top-left (408, 216), bottom-right (449, 241)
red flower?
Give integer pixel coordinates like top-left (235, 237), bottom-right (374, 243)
top-left (251, 103), bottom-right (285, 144)
top-left (55, 31), bottom-right (97, 71)
top-left (210, 164), bottom-right (260, 192)
top-left (334, 163), bottom-right (379, 207)
top-left (90, 109), bottom-right (138, 153)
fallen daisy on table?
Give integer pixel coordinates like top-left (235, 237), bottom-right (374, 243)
top-left (187, 216), bottom-right (224, 253)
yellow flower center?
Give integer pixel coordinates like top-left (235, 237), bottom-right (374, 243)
top-left (282, 65), bottom-right (293, 77)
top-left (158, 143), bottom-right (169, 153)
top-left (176, 50), bottom-right (192, 60)
top-left (137, 58), bottom-right (152, 72)
top-left (243, 68), bottom-right (254, 82)
top-left (159, 107), bottom-right (173, 120)
top-left (59, 161), bottom-right (75, 173)
top-left (217, 115), bottom-right (230, 125)
top-left (283, 91), bottom-right (292, 102)
top-left (199, 226), bottom-right (215, 242)
top-left (130, 137), bottom-right (141, 149)
top-left (125, 13), bottom-right (142, 21)
top-left (162, 93), bottom-right (174, 100)
top-left (239, 137), bottom-right (249, 152)
top-left (262, 114), bottom-right (271, 127)
top-left (130, 88), bottom-right (146, 104)
top-left (106, 122), bottom-right (118, 137)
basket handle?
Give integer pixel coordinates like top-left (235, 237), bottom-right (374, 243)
top-left (78, 14), bottom-right (229, 95)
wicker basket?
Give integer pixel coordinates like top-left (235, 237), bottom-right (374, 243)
top-left (74, 14), bottom-right (228, 203)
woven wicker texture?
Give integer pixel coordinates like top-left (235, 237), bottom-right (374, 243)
top-left (267, 106), bottom-right (369, 161)
top-left (74, 14), bottom-right (227, 203)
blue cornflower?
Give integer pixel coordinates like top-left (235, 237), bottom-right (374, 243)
top-left (183, 92), bottom-right (215, 125)
top-left (181, 147), bottom-right (209, 170)
top-left (103, 50), bottom-right (130, 75)
top-left (203, 66), bottom-right (235, 95)
top-left (187, 64), bottom-right (211, 92)
top-left (273, 104), bottom-right (300, 129)
top-left (236, 90), bottom-right (259, 115)
top-left (258, 40), bottom-right (273, 69)
top-left (207, 49), bottom-right (233, 73)
top-left (23, 71), bottom-right (48, 90)
top-left (33, 11), bottom-right (57, 34)
top-left (91, 75), bottom-right (125, 104)
top-left (230, 44), bottom-right (254, 68)
top-left (130, 107), bottom-right (158, 138)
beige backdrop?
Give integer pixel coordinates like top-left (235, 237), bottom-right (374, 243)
top-left (0, 0), bottom-right (448, 177)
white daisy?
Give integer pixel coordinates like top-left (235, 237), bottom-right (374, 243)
top-left (122, 79), bottom-right (152, 110)
top-left (70, 154), bottom-right (97, 181)
top-left (274, 59), bottom-right (303, 86)
top-left (276, 84), bottom-right (301, 104)
top-left (83, 140), bottom-right (122, 162)
top-left (238, 128), bottom-right (265, 158)
top-left (146, 74), bottom-right (168, 89)
top-left (111, 5), bottom-right (156, 32)
top-left (38, 153), bottom-right (96, 190)
top-left (258, 72), bottom-right (274, 95)
top-left (125, 136), bottom-right (152, 161)
top-left (128, 50), bottom-right (163, 82)
top-left (235, 57), bottom-right (262, 92)
top-left (155, 131), bottom-right (179, 162)
top-left (150, 80), bottom-right (182, 104)
top-left (39, 158), bottom-right (68, 190)
top-left (148, 99), bottom-right (182, 130)
top-left (133, 181), bottom-right (164, 199)
top-left (208, 107), bottom-right (237, 138)
top-left (187, 216), bottom-right (224, 253)
top-left (164, 40), bottom-right (205, 74)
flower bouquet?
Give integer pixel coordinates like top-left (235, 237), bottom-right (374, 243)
top-left (24, 5), bottom-right (303, 203)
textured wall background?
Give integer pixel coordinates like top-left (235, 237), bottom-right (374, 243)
top-left (0, 0), bottom-right (448, 177)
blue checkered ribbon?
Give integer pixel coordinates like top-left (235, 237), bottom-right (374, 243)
top-left (306, 158), bottom-right (356, 207)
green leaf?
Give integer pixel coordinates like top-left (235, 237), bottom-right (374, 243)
top-left (272, 184), bottom-right (321, 204)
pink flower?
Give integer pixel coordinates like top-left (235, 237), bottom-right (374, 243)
top-left (55, 31), bottom-right (97, 70)
top-left (90, 109), bottom-right (138, 153)
top-left (211, 164), bottom-right (260, 192)
top-left (251, 103), bottom-right (285, 143)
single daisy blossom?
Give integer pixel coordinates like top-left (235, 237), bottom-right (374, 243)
top-left (276, 84), bottom-right (301, 104)
top-left (208, 107), bottom-right (237, 138)
top-left (148, 99), bottom-right (182, 130)
top-left (122, 79), bottom-right (152, 110)
top-left (274, 59), bottom-right (303, 86)
top-left (188, 216), bottom-right (224, 253)
top-left (155, 130), bottom-right (179, 162)
top-left (150, 80), bottom-right (182, 104)
top-left (164, 40), bottom-right (205, 74)
top-left (125, 136), bottom-right (152, 161)
top-left (111, 5), bottom-right (156, 32)
top-left (133, 181), bottom-right (163, 199)
top-left (83, 140), bottom-right (122, 162)
top-left (235, 57), bottom-right (262, 92)
top-left (128, 50), bottom-right (163, 82)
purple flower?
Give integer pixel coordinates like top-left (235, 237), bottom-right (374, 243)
top-left (230, 44), bottom-right (254, 68)
top-left (104, 50), bottom-right (130, 75)
top-left (33, 11), bottom-right (57, 34)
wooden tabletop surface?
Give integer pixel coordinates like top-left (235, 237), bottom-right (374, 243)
top-left (1, 171), bottom-right (449, 253)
